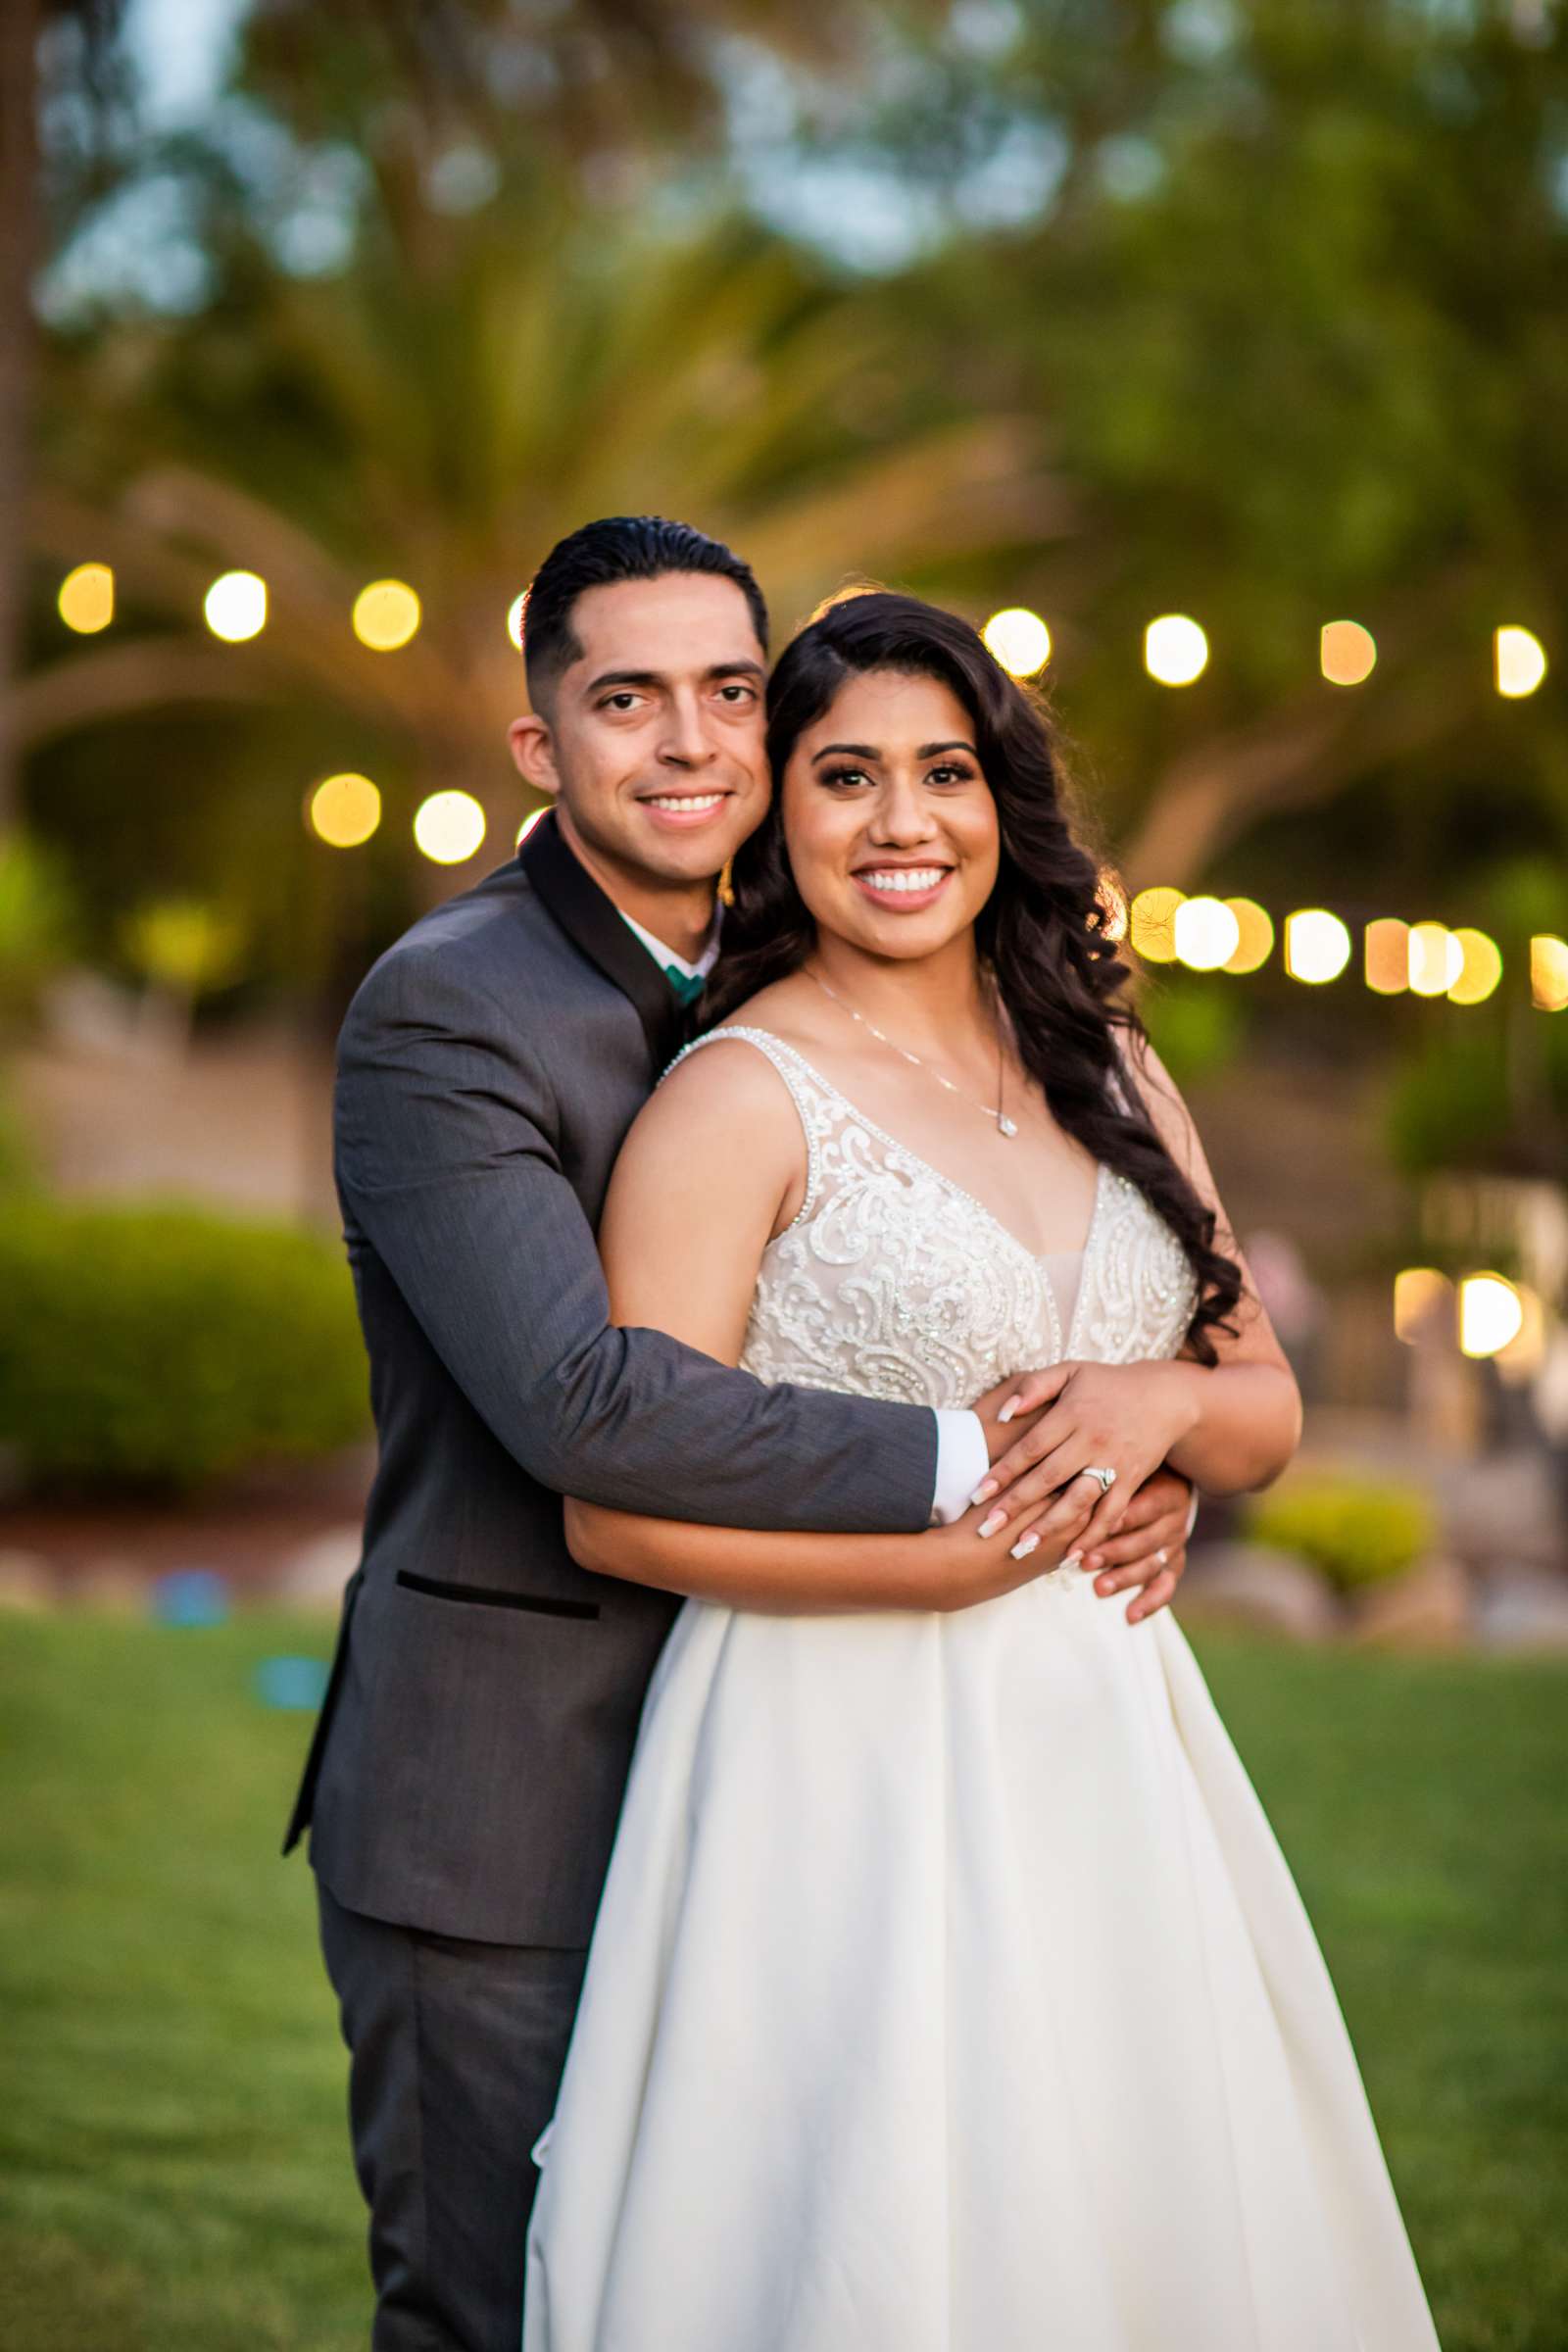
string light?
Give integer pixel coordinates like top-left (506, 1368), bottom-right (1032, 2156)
top-left (1173, 896), bottom-right (1241, 971)
top-left (1365, 917), bottom-right (1409, 995)
top-left (1447, 929), bottom-right (1502, 1005)
top-left (1129, 886), bottom-right (1184, 962)
top-left (204, 570), bottom-right (267, 641)
top-left (309, 773), bottom-right (382, 848)
top-left (1144, 614), bottom-right (1208, 686)
top-left (1408, 921), bottom-right (1463, 998)
top-left (1394, 1267), bottom-right (1451, 1344)
top-left (1531, 935), bottom-right (1568, 1011)
top-left (1221, 899), bottom-right (1274, 974)
top-left (982, 608), bottom-right (1052, 678)
top-left (1284, 908), bottom-right (1351, 985)
top-left (1495, 625), bottom-right (1547, 698)
top-left (58, 562), bottom-right (114, 633)
top-left (1458, 1273), bottom-right (1524, 1358)
top-left (1320, 620), bottom-right (1376, 686)
top-left (415, 790), bottom-right (486, 864)
top-left (353, 580), bottom-right (421, 651)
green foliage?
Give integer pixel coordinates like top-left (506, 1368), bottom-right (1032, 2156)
top-left (1138, 976), bottom-right (1246, 1090)
top-left (0, 834), bottom-right (74, 1034)
top-left (1246, 1471), bottom-right (1436, 1594)
top-left (119, 898), bottom-right (249, 999)
top-left (0, 1200), bottom-right (368, 1495)
top-left (0, 1078), bottom-right (40, 1195)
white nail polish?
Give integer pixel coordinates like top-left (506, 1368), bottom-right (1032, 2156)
top-left (1061, 1551), bottom-right (1082, 1570)
top-left (997, 1400), bottom-right (1016, 1424)
top-left (1009, 1532), bottom-right (1039, 1560)
top-left (978, 1509), bottom-right (1006, 1539)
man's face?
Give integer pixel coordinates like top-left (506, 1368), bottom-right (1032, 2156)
top-left (511, 573), bottom-right (771, 891)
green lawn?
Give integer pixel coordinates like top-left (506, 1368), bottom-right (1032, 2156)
top-left (1, 1613), bottom-right (1564, 2350)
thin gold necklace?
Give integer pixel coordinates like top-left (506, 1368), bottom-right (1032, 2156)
top-left (806, 966), bottom-right (1018, 1139)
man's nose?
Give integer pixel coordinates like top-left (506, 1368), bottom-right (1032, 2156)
top-left (657, 693), bottom-right (718, 767)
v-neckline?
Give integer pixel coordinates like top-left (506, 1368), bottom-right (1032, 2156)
top-left (744, 1029), bottom-right (1111, 1346)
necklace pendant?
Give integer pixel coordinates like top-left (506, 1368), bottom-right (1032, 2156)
top-left (998, 1114), bottom-right (1018, 1139)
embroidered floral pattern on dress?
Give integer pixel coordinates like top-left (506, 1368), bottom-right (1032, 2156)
top-left (665, 1027), bottom-right (1199, 1411)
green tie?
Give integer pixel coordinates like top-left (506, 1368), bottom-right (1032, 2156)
top-left (664, 965), bottom-right (707, 1007)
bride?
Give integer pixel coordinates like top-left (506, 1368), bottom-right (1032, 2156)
top-left (522, 592), bottom-right (1440, 2349)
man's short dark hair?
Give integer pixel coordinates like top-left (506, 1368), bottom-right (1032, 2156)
top-left (520, 515), bottom-right (769, 710)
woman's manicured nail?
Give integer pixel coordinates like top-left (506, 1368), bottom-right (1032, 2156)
top-left (978, 1508), bottom-right (1007, 1539)
top-left (1009, 1532), bottom-right (1040, 1560)
top-left (1061, 1551), bottom-right (1082, 1570)
top-left (970, 1479), bottom-right (998, 1506)
top-left (997, 1396), bottom-right (1023, 1424)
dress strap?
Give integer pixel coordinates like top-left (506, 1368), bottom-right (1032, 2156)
top-left (662, 1026), bottom-right (829, 1233)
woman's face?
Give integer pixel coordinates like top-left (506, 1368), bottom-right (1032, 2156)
top-left (778, 667), bottom-right (1001, 961)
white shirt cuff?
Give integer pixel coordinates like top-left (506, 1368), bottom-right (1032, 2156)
top-left (930, 1409), bottom-right (990, 1526)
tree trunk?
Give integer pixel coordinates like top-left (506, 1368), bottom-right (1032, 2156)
top-left (0, 0), bottom-right (41, 836)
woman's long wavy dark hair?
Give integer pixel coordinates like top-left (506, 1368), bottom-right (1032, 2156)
top-left (706, 591), bottom-right (1243, 1362)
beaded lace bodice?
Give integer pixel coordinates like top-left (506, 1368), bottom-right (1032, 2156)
top-left (667, 1027), bottom-right (1199, 1407)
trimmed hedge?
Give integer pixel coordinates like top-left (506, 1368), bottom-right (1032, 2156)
top-left (0, 1200), bottom-right (368, 1495)
top-left (1245, 1471), bottom-right (1437, 1595)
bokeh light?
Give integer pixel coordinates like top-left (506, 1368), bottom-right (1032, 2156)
top-left (1407, 921), bottom-right (1462, 998)
top-left (507, 591), bottom-right (529, 651)
top-left (1320, 619), bottom-right (1377, 685)
top-left (1129, 886), bottom-right (1184, 962)
top-left (1447, 928), bottom-right (1502, 1005)
top-left (415, 790), bottom-right (487, 864)
top-left (1364, 917), bottom-right (1409, 995)
top-left (204, 570), bottom-right (268, 641)
top-left (982, 607), bottom-right (1052, 677)
top-left (516, 807), bottom-right (550, 849)
top-left (1173, 895), bottom-right (1241, 971)
top-left (352, 579), bottom-right (421, 651)
top-left (58, 562), bottom-right (114, 633)
top-left (1458, 1273), bottom-right (1524, 1359)
top-left (1531, 934), bottom-right (1568, 1011)
top-left (1096, 867), bottom-right (1129, 944)
top-left (1494, 625), bottom-right (1546, 698)
top-left (1144, 614), bottom-right (1209, 686)
top-left (309, 772), bottom-right (382, 849)
top-left (1284, 908), bottom-right (1351, 985)
top-left (1221, 898), bottom-right (1274, 974)
top-left (1394, 1267), bottom-right (1451, 1344)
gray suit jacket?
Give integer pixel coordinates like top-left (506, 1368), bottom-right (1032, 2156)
top-left (285, 811), bottom-right (938, 1945)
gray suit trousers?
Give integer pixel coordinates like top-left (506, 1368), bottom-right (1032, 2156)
top-left (318, 1884), bottom-right (586, 2352)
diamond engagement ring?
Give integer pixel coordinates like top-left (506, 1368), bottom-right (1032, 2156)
top-left (1084, 1466), bottom-right (1117, 1495)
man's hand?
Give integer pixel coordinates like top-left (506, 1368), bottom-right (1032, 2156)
top-left (1080, 1463), bottom-right (1192, 1624)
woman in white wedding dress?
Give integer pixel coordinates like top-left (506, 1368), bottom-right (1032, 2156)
top-left (523, 593), bottom-right (1440, 2350)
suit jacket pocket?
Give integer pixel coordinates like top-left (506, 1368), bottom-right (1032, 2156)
top-left (395, 1569), bottom-right (600, 1621)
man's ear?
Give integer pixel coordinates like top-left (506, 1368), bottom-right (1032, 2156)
top-left (509, 712), bottom-right (560, 799)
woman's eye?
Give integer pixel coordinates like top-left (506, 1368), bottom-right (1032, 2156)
top-left (927, 763), bottom-right (972, 786)
top-left (821, 767), bottom-right (872, 790)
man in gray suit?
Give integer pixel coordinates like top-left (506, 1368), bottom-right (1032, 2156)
top-left (286, 516), bottom-right (1193, 2350)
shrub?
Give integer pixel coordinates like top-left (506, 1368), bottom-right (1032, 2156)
top-left (0, 1200), bottom-right (368, 1495)
top-left (1244, 1472), bottom-right (1436, 1595)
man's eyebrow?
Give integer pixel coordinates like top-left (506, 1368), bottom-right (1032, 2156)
top-left (581, 659), bottom-right (766, 697)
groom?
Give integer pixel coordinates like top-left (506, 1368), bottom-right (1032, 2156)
top-left (286, 515), bottom-right (1195, 2351)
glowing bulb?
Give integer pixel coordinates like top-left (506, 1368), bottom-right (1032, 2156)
top-left (1144, 614), bottom-right (1208, 686)
top-left (1408, 921), bottom-right (1462, 998)
top-left (1495, 625), bottom-right (1546, 698)
top-left (507, 591), bottom-right (528, 651)
top-left (1448, 928), bottom-right (1502, 1006)
top-left (1173, 896), bottom-right (1241, 971)
top-left (1394, 1268), bottom-right (1451, 1345)
top-left (204, 570), bottom-right (267, 641)
top-left (1459, 1273), bottom-right (1524, 1359)
top-left (1320, 619), bottom-right (1377, 686)
top-left (309, 772), bottom-right (382, 849)
top-left (1284, 908), bottom-right (1351, 985)
top-left (58, 562), bottom-right (114, 633)
top-left (352, 579), bottom-right (421, 651)
top-left (982, 607), bottom-right (1052, 678)
top-left (1221, 899), bottom-right (1273, 974)
top-left (415, 790), bottom-right (486, 865)
top-left (1129, 886), bottom-right (1185, 963)
top-left (1364, 918), bottom-right (1409, 995)
top-left (1531, 934), bottom-right (1568, 1011)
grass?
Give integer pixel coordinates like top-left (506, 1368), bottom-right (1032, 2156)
top-left (1, 1613), bottom-right (1565, 2350)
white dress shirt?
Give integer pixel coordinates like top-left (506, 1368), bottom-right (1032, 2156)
top-left (616, 906), bottom-right (989, 1525)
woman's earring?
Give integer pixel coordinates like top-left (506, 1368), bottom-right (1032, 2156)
top-left (717, 857), bottom-right (735, 908)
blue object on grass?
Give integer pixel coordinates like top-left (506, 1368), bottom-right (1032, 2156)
top-left (254, 1654), bottom-right (330, 1710)
top-left (151, 1568), bottom-right (230, 1628)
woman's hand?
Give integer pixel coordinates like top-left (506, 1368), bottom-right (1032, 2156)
top-left (920, 1483), bottom-right (1099, 1613)
top-left (970, 1359), bottom-right (1203, 1550)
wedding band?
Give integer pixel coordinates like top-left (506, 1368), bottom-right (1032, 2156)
top-left (1084, 1465), bottom-right (1117, 1495)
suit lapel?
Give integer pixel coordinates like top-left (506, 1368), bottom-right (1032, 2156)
top-left (517, 808), bottom-right (693, 1069)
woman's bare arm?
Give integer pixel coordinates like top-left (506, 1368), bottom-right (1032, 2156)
top-left (564, 1040), bottom-right (1093, 1610)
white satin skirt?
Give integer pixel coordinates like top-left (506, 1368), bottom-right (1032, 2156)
top-left (523, 1574), bottom-right (1441, 2350)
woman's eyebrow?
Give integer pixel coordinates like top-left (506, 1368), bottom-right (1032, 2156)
top-left (917, 739), bottom-right (977, 758)
top-left (812, 741), bottom-right (880, 762)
